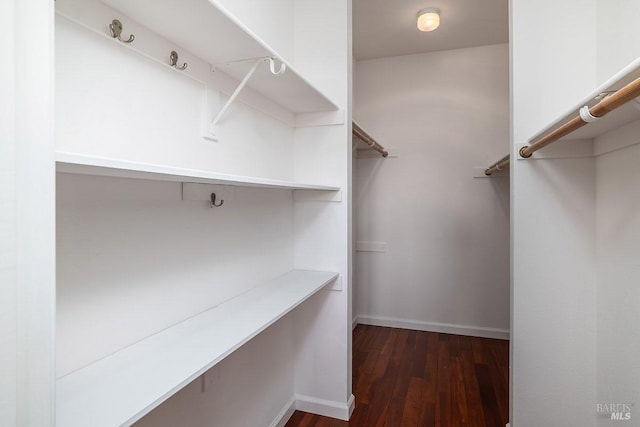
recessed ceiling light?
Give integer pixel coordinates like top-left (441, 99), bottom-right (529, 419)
top-left (417, 8), bottom-right (440, 32)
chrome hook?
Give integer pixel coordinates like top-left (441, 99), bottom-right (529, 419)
top-left (109, 19), bottom-right (135, 43)
top-left (169, 51), bottom-right (188, 70)
top-left (268, 57), bottom-right (286, 76)
top-left (210, 193), bottom-right (224, 208)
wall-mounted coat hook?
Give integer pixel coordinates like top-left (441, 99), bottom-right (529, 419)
top-left (210, 193), bottom-right (224, 208)
top-left (169, 51), bottom-right (188, 70)
top-left (109, 19), bottom-right (135, 43)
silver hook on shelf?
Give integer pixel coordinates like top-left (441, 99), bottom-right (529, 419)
top-left (210, 193), bottom-right (224, 208)
top-left (109, 19), bottom-right (135, 43)
top-left (169, 50), bottom-right (188, 70)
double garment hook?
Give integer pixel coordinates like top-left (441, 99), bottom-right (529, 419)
top-left (109, 19), bottom-right (135, 43)
top-left (169, 51), bottom-right (188, 70)
top-left (210, 193), bottom-right (224, 208)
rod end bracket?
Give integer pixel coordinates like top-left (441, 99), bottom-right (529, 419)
top-left (519, 146), bottom-right (533, 158)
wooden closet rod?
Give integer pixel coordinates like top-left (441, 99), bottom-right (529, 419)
top-left (352, 122), bottom-right (389, 158)
top-left (485, 76), bottom-right (640, 176)
top-left (484, 154), bottom-right (510, 176)
top-left (520, 76), bottom-right (640, 158)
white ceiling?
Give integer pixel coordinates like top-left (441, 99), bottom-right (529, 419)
top-left (353, 0), bottom-right (509, 60)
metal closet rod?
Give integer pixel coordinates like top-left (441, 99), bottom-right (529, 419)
top-left (352, 122), bottom-right (389, 158)
top-left (485, 75), bottom-right (640, 176)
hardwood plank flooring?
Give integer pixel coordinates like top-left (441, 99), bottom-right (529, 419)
top-left (285, 325), bottom-right (509, 427)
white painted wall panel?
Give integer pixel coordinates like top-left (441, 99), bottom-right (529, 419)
top-left (213, 0), bottom-right (294, 64)
top-left (292, 0), bottom-right (353, 413)
top-left (134, 319), bottom-right (294, 427)
top-left (0, 1), bottom-right (18, 423)
top-left (511, 0), bottom-right (598, 144)
top-left (293, 0), bottom-right (348, 107)
top-left (56, 173), bottom-right (294, 376)
top-left (56, 16), bottom-right (294, 181)
top-left (1, 0), bottom-right (56, 426)
top-left (354, 44), bottom-right (510, 336)
top-left (55, 0), bottom-right (351, 423)
top-left (511, 1), bottom-right (599, 425)
top-left (596, 140), bottom-right (640, 426)
top-left (596, 0), bottom-right (640, 83)
top-left (512, 158), bottom-right (597, 426)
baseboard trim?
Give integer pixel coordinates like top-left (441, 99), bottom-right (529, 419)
top-left (356, 315), bottom-right (509, 340)
top-left (270, 396), bottom-right (297, 427)
top-left (295, 393), bottom-right (355, 421)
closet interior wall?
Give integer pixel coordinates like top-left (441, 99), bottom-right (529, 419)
top-left (353, 44), bottom-right (510, 339)
top-left (55, 0), bottom-right (352, 425)
top-left (2, 0), bottom-right (55, 425)
top-left (594, 2), bottom-right (640, 421)
top-left (511, 1), bottom-right (640, 426)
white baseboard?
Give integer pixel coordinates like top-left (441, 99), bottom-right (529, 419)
top-left (273, 394), bottom-right (355, 425)
top-left (294, 393), bottom-right (355, 421)
top-left (356, 314), bottom-right (509, 340)
top-left (269, 396), bottom-right (297, 427)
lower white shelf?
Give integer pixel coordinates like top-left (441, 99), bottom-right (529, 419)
top-left (56, 269), bottom-right (339, 427)
top-left (56, 151), bottom-right (340, 191)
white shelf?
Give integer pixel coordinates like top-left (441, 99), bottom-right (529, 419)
top-left (56, 269), bottom-right (339, 427)
top-left (96, 0), bottom-right (338, 114)
top-left (56, 152), bottom-right (340, 191)
top-left (529, 58), bottom-right (640, 143)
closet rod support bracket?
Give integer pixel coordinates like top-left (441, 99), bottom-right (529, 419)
top-left (519, 146), bottom-right (533, 158)
top-left (207, 57), bottom-right (286, 141)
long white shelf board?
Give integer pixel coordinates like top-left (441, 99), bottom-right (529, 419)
top-left (97, 0), bottom-right (338, 114)
top-left (56, 269), bottom-right (339, 427)
top-left (56, 152), bottom-right (340, 191)
top-left (529, 58), bottom-right (640, 143)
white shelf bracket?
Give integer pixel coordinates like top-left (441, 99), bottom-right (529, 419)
top-left (207, 57), bottom-right (286, 140)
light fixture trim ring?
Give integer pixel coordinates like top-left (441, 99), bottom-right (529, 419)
top-left (416, 7), bottom-right (441, 32)
top-left (417, 7), bottom-right (440, 17)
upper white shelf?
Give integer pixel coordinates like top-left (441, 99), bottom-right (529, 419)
top-left (56, 152), bottom-right (340, 191)
top-left (56, 269), bottom-right (338, 427)
top-left (97, 0), bottom-right (338, 114)
top-left (529, 58), bottom-right (640, 143)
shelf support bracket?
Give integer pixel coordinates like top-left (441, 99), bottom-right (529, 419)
top-left (207, 57), bottom-right (286, 140)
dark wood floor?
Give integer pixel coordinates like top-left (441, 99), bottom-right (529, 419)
top-left (286, 325), bottom-right (509, 427)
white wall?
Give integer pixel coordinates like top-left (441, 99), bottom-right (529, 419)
top-left (134, 318), bottom-right (294, 427)
top-left (353, 44), bottom-right (510, 338)
top-left (1, 1), bottom-right (55, 426)
top-left (56, 174), bottom-right (295, 376)
top-left (511, 1), bottom-right (640, 426)
top-left (56, 16), bottom-right (294, 181)
top-left (292, 0), bottom-right (354, 413)
top-left (214, 0), bottom-right (294, 64)
top-left (0, 2), bottom-right (18, 423)
top-left (596, 0), bottom-right (640, 83)
top-left (55, 11), bottom-right (298, 381)
top-left (55, 0), bottom-right (352, 424)
top-left (595, 132), bottom-right (640, 426)
top-left (595, 2), bottom-right (640, 420)
top-left (510, 1), bottom-right (599, 426)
